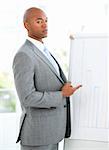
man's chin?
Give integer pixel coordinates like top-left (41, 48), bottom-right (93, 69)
top-left (42, 35), bottom-right (47, 38)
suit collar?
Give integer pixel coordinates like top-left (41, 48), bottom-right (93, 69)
top-left (26, 39), bottom-right (65, 84)
top-left (27, 37), bottom-right (45, 54)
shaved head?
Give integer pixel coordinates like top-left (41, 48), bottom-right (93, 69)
top-left (23, 7), bottom-right (48, 42)
top-left (23, 7), bottom-right (45, 22)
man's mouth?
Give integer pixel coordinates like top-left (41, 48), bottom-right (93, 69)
top-left (43, 29), bottom-right (48, 33)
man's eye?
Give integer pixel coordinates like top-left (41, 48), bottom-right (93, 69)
top-left (37, 20), bottom-right (42, 24)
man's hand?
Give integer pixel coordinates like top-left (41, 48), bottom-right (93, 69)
top-left (61, 82), bottom-right (82, 97)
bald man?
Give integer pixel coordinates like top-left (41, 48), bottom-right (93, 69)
top-left (13, 7), bottom-right (82, 150)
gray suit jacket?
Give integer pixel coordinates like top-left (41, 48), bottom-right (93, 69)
top-left (13, 40), bottom-right (70, 146)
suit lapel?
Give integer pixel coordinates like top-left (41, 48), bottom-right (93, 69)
top-left (51, 54), bottom-right (67, 82)
top-left (26, 40), bottom-right (65, 84)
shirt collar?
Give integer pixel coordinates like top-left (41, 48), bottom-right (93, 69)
top-left (27, 36), bottom-right (45, 53)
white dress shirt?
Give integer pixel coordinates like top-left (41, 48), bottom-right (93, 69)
top-left (27, 37), bottom-right (60, 75)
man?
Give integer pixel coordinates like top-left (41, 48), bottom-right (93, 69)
top-left (13, 7), bottom-right (82, 150)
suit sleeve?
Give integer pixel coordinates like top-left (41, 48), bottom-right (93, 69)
top-left (13, 52), bottom-right (64, 108)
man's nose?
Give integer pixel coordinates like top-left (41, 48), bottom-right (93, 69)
top-left (42, 22), bottom-right (47, 28)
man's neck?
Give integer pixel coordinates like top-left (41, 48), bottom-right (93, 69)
top-left (28, 35), bottom-right (43, 43)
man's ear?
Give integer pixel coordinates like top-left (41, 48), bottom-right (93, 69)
top-left (24, 22), bottom-right (29, 31)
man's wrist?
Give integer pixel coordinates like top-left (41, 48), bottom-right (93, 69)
top-left (61, 91), bottom-right (66, 97)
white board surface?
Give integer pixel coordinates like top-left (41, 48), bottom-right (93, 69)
top-left (68, 33), bottom-right (109, 142)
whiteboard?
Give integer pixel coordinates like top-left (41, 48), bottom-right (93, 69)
top-left (68, 33), bottom-right (109, 142)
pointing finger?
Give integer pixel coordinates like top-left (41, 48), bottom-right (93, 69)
top-left (74, 85), bottom-right (82, 90)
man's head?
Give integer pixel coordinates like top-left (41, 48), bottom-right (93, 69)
top-left (23, 7), bottom-right (48, 42)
